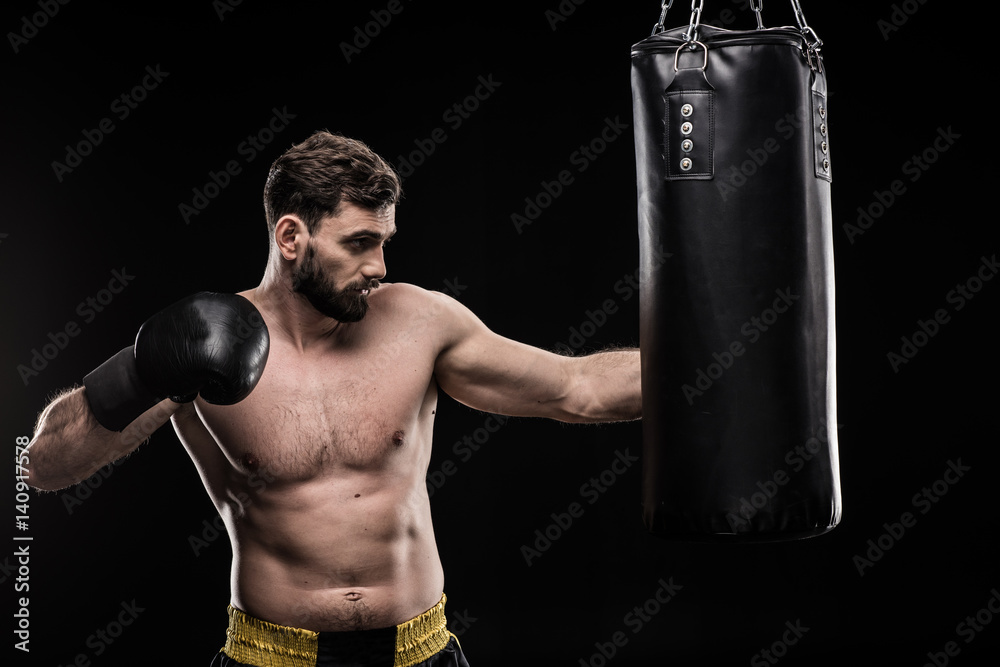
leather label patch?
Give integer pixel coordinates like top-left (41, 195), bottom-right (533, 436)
top-left (812, 90), bottom-right (831, 182)
top-left (663, 74), bottom-right (715, 181)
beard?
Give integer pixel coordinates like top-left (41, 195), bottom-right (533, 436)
top-left (291, 244), bottom-right (379, 322)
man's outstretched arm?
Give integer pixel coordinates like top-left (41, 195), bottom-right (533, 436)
top-left (431, 291), bottom-right (641, 423)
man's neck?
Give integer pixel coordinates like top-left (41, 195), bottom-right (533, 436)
top-left (248, 269), bottom-right (345, 352)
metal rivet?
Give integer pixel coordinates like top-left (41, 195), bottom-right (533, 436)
top-left (680, 121), bottom-right (693, 136)
top-left (680, 157), bottom-right (693, 171)
top-left (681, 139), bottom-right (693, 152)
top-left (820, 123), bottom-right (827, 137)
top-left (819, 105), bottom-right (826, 118)
top-left (823, 158), bottom-right (830, 171)
top-left (821, 141), bottom-right (828, 154)
top-left (681, 103), bottom-right (693, 117)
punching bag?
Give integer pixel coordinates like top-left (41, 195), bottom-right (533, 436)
top-left (632, 1), bottom-right (841, 541)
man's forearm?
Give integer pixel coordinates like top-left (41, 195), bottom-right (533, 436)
top-left (566, 348), bottom-right (642, 423)
top-left (27, 387), bottom-right (177, 491)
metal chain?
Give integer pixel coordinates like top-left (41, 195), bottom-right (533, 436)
top-left (788, 0), bottom-right (823, 70)
top-left (750, 0), bottom-right (764, 30)
top-left (789, 0), bottom-right (809, 31)
top-left (651, 0), bottom-right (823, 61)
top-left (682, 0), bottom-right (705, 43)
top-left (789, 0), bottom-right (821, 47)
top-left (651, 0), bottom-right (674, 35)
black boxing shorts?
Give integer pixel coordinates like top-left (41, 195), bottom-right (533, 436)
top-left (209, 594), bottom-right (469, 667)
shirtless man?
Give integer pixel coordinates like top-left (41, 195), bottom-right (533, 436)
top-left (26, 131), bottom-right (641, 667)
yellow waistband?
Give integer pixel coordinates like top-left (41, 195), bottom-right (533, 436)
top-left (223, 594), bottom-right (451, 667)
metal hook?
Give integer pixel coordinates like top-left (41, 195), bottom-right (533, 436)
top-left (673, 40), bottom-right (709, 72)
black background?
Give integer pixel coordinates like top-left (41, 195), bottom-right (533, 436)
top-left (3, 1), bottom-right (996, 666)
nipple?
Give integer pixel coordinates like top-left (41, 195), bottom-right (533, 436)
top-left (241, 452), bottom-right (260, 471)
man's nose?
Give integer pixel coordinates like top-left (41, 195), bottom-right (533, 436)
top-left (363, 246), bottom-right (386, 281)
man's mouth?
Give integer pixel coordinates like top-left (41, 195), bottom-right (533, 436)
top-left (353, 280), bottom-right (380, 296)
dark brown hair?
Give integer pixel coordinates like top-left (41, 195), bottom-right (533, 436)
top-left (263, 130), bottom-right (401, 236)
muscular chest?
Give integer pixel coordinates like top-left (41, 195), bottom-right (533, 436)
top-left (194, 333), bottom-right (437, 481)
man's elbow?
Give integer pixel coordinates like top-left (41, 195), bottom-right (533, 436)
top-left (567, 405), bottom-right (642, 424)
top-left (558, 360), bottom-right (642, 423)
top-left (24, 441), bottom-right (61, 492)
top-left (23, 434), bottom-right (84, 492)
top-left (557, 389), bottom-right (641, 424)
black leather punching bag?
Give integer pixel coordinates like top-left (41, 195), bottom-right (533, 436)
top-left (632, 1), bottom-right (841, 541)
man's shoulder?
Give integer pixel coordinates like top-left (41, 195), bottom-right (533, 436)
top-left (371, 282), bottom-right (473, 336)
top-left (373, 282), bottom-right (462, 311)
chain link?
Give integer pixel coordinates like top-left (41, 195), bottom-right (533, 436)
top-left (750, 0), bottom-right (764, 30)
top-left (650, 0), bottom-right (823, 66)
top-left (682, 0), bottom-right (705, 43)
top-left (651, 0), bottom-right (674, 35)
top-left (788, 0), bottom-right (823, 70)
top-left (789, 0), bottom-right (809, 32)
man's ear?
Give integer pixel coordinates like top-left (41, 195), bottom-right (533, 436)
top-left (274, 214), bottom-right (307, 261)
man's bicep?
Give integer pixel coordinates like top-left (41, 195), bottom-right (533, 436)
top-left (433, 299), bottom-right (573, 418)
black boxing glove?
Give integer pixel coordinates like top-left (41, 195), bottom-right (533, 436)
top-left (83, 292), bottom-right (270, 431)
